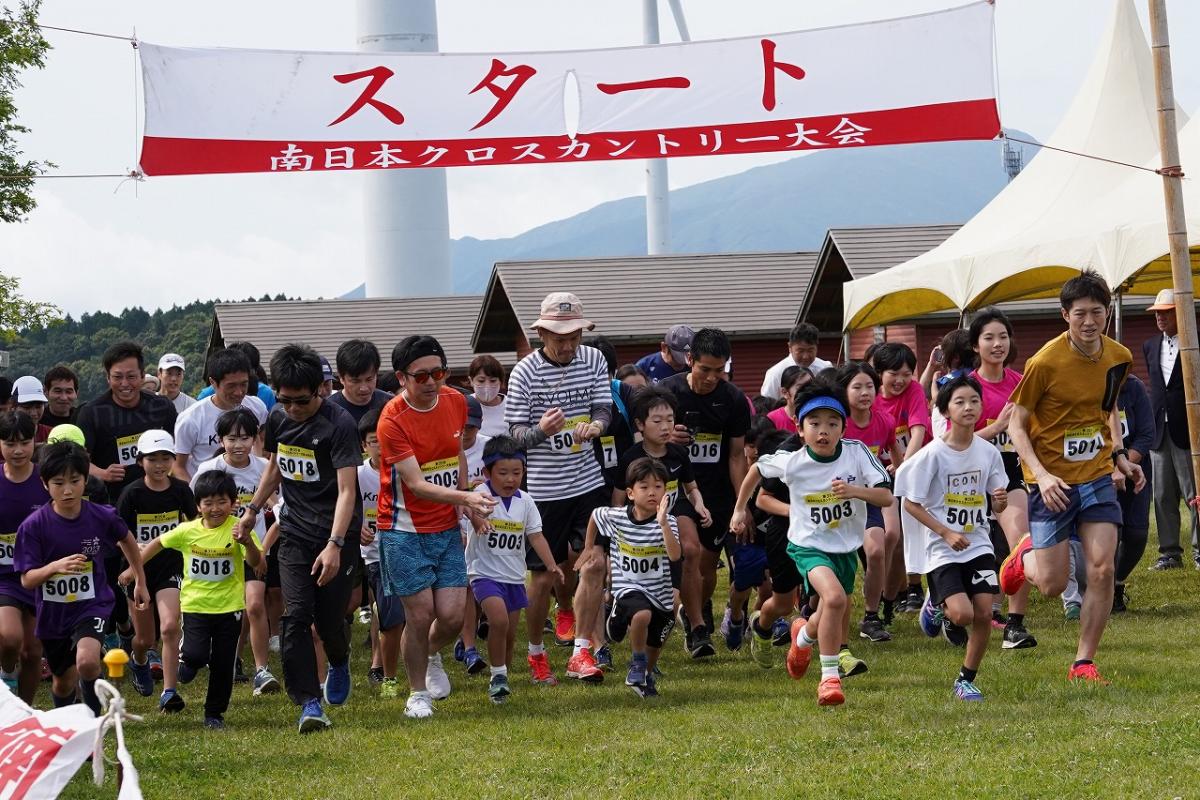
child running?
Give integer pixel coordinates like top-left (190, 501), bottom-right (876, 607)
top-left (755, 384), bottom-right (892, 706)
top-left (146, 470), bottom-right (262, 729)
top-left (115, 430), bottom-right (196, 709)
top-left (16, 441), bottom-right (149, 715)
top-left (588, 457), bottom-right (682, 697)
top-left (463, 436), bottom-right (561, 703)
top-left (896, 376), bottom-right (1008, 701)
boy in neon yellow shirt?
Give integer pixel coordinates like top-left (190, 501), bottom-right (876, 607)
top-left (141, 470), bottom-right (261, 729)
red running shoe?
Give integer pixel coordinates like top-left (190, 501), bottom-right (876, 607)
top-left (554, 609), bottom-right (576, 647)
top-left (1068, 662), bottom-right (1111, 686)
top-left (999, 533), bottom-right (1033, 596)
top-left (566, 648), bottom-right (604, 683)
top-left (786, 618), bottom-right (812, 680)
top-left (527, 653), bottom-right (558, 686)
top-left (817, 677), bottom-right (845, 706)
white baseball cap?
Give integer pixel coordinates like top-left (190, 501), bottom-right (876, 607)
top-left (158, 353), bottom-right (186, 371)
top-left (12, 375), bottom-right (48, 404)
top-left (136, 429), bottom-right (176, 457)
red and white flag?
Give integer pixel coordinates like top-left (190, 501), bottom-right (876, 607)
top-left (139, 1), bottom-right (1000, 176)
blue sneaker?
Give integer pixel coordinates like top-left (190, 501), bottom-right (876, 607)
top-left (298, 699), bottom-right (332, 733)
top-left (1, 675), bottom-right (17, 692)
top-left (595, 644), bottom-right (614, 672)
top-left (323, 661), bottom-right (351, 706)
top-left (626, 657), bottom-right (647, 689)
top-left (129, 658), bottom-right (154, 697)
top-left (178, 660), bottom-right (198, 685)
top-left (102, 632), bottom-right (120, 653)
top-left (726, 615), bottom-right (745, 651)
top-left (954, 678), bottom-right (984, 701)
top-left (464, 648), bottom-right (487, 676)
top-left (453, 638), bottom-right (466, 663)
top-left (918, 591), bottom-right (943, 638)
top-left (771, 617), bottom-right (791, 647)
top-left (158, 688), bottom-right (185, 713)
top-left (146, 648), bottom-right (163, 681)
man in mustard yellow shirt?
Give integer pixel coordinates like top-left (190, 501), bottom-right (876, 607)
top-left (1001, 269), bottom-right (1144, 685)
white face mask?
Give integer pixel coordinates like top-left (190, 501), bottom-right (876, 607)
top-left (473, 384), bottom-right (500, 403)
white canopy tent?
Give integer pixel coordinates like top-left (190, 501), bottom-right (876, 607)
top-left (842, 0), bottom-right (1194, 330)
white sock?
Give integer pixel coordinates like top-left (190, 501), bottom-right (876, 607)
top-left (490, 665), bottom-right (507, 678)
top-left (820, 654), bottom-right (839, 680)
top-left (573, 638), bottom-right (591, 657)
top-left (797, 625), bottom-right (817, 648)
top-left (528, 642), bottom-right (545, 656)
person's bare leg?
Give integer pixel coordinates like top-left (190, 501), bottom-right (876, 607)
top-left (526, 570), bottom-right (555, 647)
top-left (1023, 539), bottom-right (1070, 598)
top-left (572, 555), bottom-right (606, 643)
top-left (1076, 522), bottom-right (1117, 662)
top-left (399, 590), bottom-right (436, 692)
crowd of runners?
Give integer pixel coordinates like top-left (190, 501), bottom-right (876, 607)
top-left (0, 270), bottom-right (1195, 729)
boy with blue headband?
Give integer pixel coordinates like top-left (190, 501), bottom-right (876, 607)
top-left (754, 383), bottom-right (892, 706)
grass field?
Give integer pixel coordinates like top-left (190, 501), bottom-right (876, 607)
top-left (61, 530), bottom-right (1199, 800)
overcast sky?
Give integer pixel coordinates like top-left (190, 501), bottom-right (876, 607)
top-left (2, 0), bottom-right (1197, 317)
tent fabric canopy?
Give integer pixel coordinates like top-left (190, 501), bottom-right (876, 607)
top-left (843, 0), bottom-right (1196, 330)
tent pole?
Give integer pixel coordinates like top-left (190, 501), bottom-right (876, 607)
top-left (1114, 290), bottom-right (1124, 342)
top-left (1147, 0), bottom-right (1200, 496)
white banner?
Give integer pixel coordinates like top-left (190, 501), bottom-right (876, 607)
top-left (139, 2), bottom-right (999, 176)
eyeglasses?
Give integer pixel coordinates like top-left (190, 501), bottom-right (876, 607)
top-left (403, 367), bottom-right (449, 384)
top-left (108, 372), bottom-right (143, 384)
top-left (276, 392), bottom-right (318, 407)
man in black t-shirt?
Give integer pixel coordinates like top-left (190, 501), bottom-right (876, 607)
top-left (328, 339), bottom-right (393, 424)
top-left (236, 345), bottom-right (362, 734)
top-left (661, 328), bottom-right (751, 656)
top-left (41, 365), bottom-right (80, 427)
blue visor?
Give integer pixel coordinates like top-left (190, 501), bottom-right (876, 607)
top-left (796, 396), bottom-right (847, 422)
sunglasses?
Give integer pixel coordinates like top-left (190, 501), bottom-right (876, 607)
top-left (403, 367), bottom-right (449, 384)
top-left (276, 392), bottom-right (318, 407)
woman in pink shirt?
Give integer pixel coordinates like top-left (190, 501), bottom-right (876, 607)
top-left (765, 366), bottom-right (812, 434)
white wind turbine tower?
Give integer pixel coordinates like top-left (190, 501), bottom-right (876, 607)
top-left (644, 0), bottom-right (691, 255)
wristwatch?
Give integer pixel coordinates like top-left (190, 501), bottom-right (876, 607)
top-left (327, 535), bottom-right (345, 548)
top-left (246, 502), bottom-right (262, 515)
top-left (1111, 448), bottom-right (1129, 463)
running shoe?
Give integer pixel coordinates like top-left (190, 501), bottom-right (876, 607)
top-left (858, 617), bottom-right (892, 643)
top-left (476, 617), bottom-right (490, 640)
top-left (1112, 584), bottom-right (1129, 614)
top-left (453, 638), bottom-right (466, 663)
top-left (594, 643), bottom-right (614, 672)
top-left (702, 599), bottom-right (715, 634)
top-left (234, 658), bottom-right (249, 684)
top-left (357, 605), bottom-right (373, 625)
top-left (1149, 554), bottom-right (1182, 571)
top-left (749, 612), bottom-right (775, 669)
top-left (1064, 602), bottom-right (1081, 621)
top-left (837, 648), bottom-right (868, 678)
top-left (158, 688), bottom-right (185, 713)
top-left (147, 648), bottom-right (163, 681)
top-left (268, 635), bottom-right (281, 653)
top-left (918, 592), bottom-right (943, 638)
top-left (725, 616), bottom-right (745, 651)
top-left (178, 660), bottom-right (198, 685)
top-left (941, 620), bottom-right (969, 648)
top-left (817, 676), bottom-right (845, 706)
top-left (129, 658), bottom-right (154, 697)
top-left (464, 648), bottom-right (487, 676)
top-left (543, 617), bottom-right (554, 635)
top-left (566, 648), bottom-right (604, 683)
top-left (527, 652), bottom-right (558, 686)
top-left (554, 609), bottom-right (576, 647)
top-left (367, 666), bottom-right (384, 687)
top-left (1001, 623), bottom-right (1038, 650)
top-left (880, 597), bottom-right (895, 627)
top-left (999, 533), bottom-right (1032, 595)
top-left (904, 586), bottom-right (923, 613)
top-left (953, 678), bottom-right (984, 702)
top-left (639, 673), bottom-right (659, 698)
top-left (678, 608), bottom-right (693, 652)
top-left (689, 626), bottom-right (715, 659)
top-left (298, 699), bottom-right (332, 733)
top-left (324, 661), bottom-right (352, 706)
top-left (426, 653), bottom-right (452, 699)
top-left (404, 691), bottom-right (435, 719)
top-left (718, 604), bottom-right (733, 640)
top-left (626, 658), bottom-right (648, 688)
top-left (204, 717), bottom-right (225, 731)
top-left (772, 617), bottom-right (791, 647)
top-left (1068, 662), bottom-right (1110, 685)
top-left (102, 632), bottom-right (119, 653)
top-left (488, 674), bottom-right (511, 704)
top-left (991, 609), bottom-right (1008, 630)
top-left (380, 677), bottom-right (400, 699)
top-left (785, 618), bottom-right (811, 680)
top-left (253, 667), bottom-right (281, 696)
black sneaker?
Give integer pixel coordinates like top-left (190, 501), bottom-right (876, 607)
top-left (1112, 584), bottom-right (1129, 614)
top-left (1002, 623), bottom-right (1037, 650)
top-left (678, 608), bottom-right (693, 652)
top-left (701, 599), bottom-right (715, 634)
top-left (941, 620), bottom-right (968, 648)
top-left (903, 586), bottom-right (923, 613)
top-left (880, 597), bottom-right (895, 627)
top-left (1149, 555), bottom-right (1182, 571)
top-left (689, 626), bottom-right (715, 659)
top-left (858, 617), bottom-right (892, 643)
top-left (234, 658), bottom-right (249, 684)
top-left (367, 666), bottom-right (385, 686)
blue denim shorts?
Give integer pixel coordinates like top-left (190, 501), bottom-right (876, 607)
top-left (1029, 474), bottom-right (1122, 549)
top-left (379, 527), bottom-right (467, 597)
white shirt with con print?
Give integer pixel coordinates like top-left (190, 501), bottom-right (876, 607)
top-left (895, 436), bottom-right (1007, 575)
top-left (464, 484), bottom-right (542, 584)
top-left (755, 439), bottom-right (890, 553)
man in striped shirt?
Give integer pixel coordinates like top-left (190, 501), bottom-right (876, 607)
top-left (505, 293), bottom-right (613, 684)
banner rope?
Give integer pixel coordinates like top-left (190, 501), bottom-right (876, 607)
top-left (998, 131), bottom-right (1186, 178)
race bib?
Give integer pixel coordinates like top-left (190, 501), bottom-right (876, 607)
top-left (1119, 410), bottom-right (1129, 442)
top-left (487, 518), bottom-right (525, 551)
top-left (235, 492), bottom-right (255, 518)
top-left (599, 436), bottom-right (618, 469)
top-left (0, 533), bottom-right (15, 567)
top-left (421, 457), bottom-right (460, 489)
top-left (550, 415), bottom-right (591, 453)
top-left (365, 507), bottom-right (378, 535)
top-left (188, 546), bottom-right (235, 583)
top-left (617, 540), bottom-right (666, 576)
top-left (277, 444), bottom-right (319, 482)
top-left (1063, 425), bottom-right (1104, 462)
top-left (665, 479), bottom-right (680, 510)
top-left (805, 491), bottom-right (854, 529)
top-left (894, 424), bottom-right (911, 453)
top-left (43, 563), bottom-right (96, 603)
top-left (945, 492), bottom-right (987, 533)
top-left (135, 511), bottom-right (180, 544)
top-left (116, 433), bottom-right (140, 467)
top-left (987, 419), bottom-right (1016, 453)
top-left (689, 433), bottom-right (722, 464)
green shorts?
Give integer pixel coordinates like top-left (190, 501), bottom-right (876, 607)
top-left (786, 544), bottom-right (858, 596)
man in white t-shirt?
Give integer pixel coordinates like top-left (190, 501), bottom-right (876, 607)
top-left (760, 323), bottom-right (833, 400)
top-left (173, 348), bottom-right (268, 479)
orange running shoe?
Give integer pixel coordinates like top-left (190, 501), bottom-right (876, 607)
top-left (565, 648), bottom-right (604, 683)
top-left (999, 533), bottom-right (1033, 596)
top-left (786, 617), bottom-right (812, 680)
top-left (527, 653), bottom-right (558, 686)
top-left (1067, 662), bottom-right (1111, 686)
top-left (554, 609), bottom-right (576, 647)
top-left (818, 677), bottom-right (845, 706)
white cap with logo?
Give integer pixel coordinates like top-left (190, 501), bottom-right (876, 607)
top-left (136, 429), bottom-right (176, 457)
top-left (158, 353), bottom-right (186, 371)
top-left (12, 375), bottom-right (48, 405)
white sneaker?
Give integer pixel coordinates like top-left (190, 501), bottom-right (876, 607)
top-left (268, 635), bottom-right (281, 653)
top-left (425, 653), bottom-right (452, 700)
top-left (404, 691), bottom-right (435, 719)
